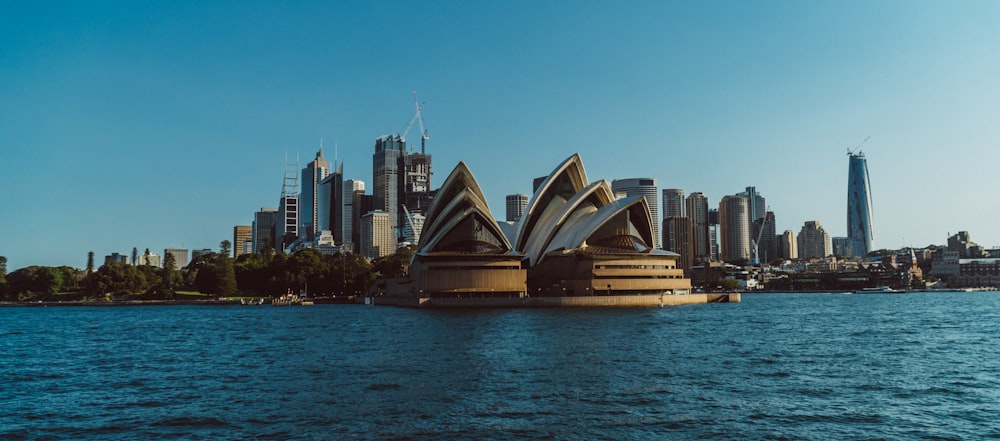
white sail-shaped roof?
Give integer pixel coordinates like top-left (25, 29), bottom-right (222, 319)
top-left (415, 162), bottom-right (511, 255)
top-left (514, 154), bottom-right (589, 253)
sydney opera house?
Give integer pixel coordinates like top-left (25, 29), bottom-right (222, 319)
top-left (372, 154), bottom-right (738, 307)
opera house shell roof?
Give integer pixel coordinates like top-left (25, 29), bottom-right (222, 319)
top-left (395, 154), bottom-right (690, 299)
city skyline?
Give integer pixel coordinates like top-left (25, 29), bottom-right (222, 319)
top-left (4, 2), bottom-right (1000, 270)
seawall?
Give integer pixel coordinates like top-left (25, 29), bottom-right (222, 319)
top-left (364, 293), bottom-right (740, 308)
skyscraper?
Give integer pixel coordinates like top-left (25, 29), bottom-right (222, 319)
top-left (847, 151), bottom-right (873, 257)
top-left (719, 195), bottom-right (750, 263)
top-left (663, 216), bottom-right (693, 270)
top-left (506, 194), bottom-right (529, 223)
top-left (399, 150), bottom-right (433, 228)
top-left (252, 207), bottom-right (278, 253)
top-left (661, 189), bottom-right (685, 219)
top-left (233, 225), bottom-right (252, 258)
top-left (611, 178), bottom-right (659, 248)
top-left (361, 210), bottom-right (393, 259)
top-left (342, 179), bottom-right (364, 252)
top-left (164, 248), bottom-right (189, 270)
top-left (300, 147), bottom-right (329, 241)
top-left (318, 163), bottom-right (343, 240)
top-left (779, 230), bottom-right (798, 260)
top-left (373, 135), bottom-right (404, 250)
top-left (798, 220), bottom-right (831, 259)
top-left (686, 192), bottom-right (710, 263)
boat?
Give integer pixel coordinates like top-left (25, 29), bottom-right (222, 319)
top-left (854, 286), bottom-right (906, 294)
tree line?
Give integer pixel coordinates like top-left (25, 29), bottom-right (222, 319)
top-left (0, 244), bottom-right (414, 302)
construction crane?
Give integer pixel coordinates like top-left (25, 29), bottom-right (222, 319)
top-left (751, 209), bottom-right (771, 265)
top-left (401, 91), bottom-right (430, 154)
top-left (847, 136), bottom-right (870, 155)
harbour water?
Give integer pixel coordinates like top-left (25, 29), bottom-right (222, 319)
top-left (3, 291), bottom-right (999, 440)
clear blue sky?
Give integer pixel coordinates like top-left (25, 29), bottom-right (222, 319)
top-left (3, 1), bottom-right (1000, 271)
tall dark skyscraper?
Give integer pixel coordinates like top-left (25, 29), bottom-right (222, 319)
top-left (847, 151), bottom-right (873, 257)
top-left (373, 135), bottom-right (404, 248)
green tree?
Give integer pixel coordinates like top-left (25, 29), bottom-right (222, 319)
top-left (372, 246), bottom-right (414, 279)
top-left (160, 252), bottom-right (177, 299)
top-left (287, 248), bottom-right (329, 294)
top-left (8, 266), bottom-right (81, 301)
top-left (0, 255), bottom-right (7, 299)
top-left (84, 262), bottom-right (148, 297)
top-left (86, 251), bottom-right (95, 273)
top-left (220, 240), bottom-right (232, 257)
top-left (131, 247), bottom-right (138, 266)
top-left (191, 253), bottom-right (237, 296)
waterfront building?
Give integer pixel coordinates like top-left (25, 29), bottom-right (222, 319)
top-left (662, 189), bottom-right (685, 219)
top-left (779, 229), bottom-right (798, 260)
top-left (300, 148), bottom-right (329, 241)
top-left (373, 135), bottom-right (404, 250)
top-left (797, 221), bottom-right (831, 259)
top-left (164, 248), bottom-right (189, 270)
top-left (391, 154), bottom-right (690, 302)
top-left (506, 194), bottom-right (529, 223)
top-left (252, 207), bottom-right (278, 254)
top-left (517, 155), bottom-right (689, 296)
top-left (686, 193), bottom-right (710, 263)
top-left (612, 178), bottom-right (660, 248)
top-left (233, 226), bottom-right (252, 258)
top-left (105, 253), bottom-right (128, 265)
top-left (847, 151), bottom-right (874, 257)
top-left (360, 210), bottom-right (393, 259)
top-left (719, 195), bottom-right (750, 263)
top-left (947, 231), bottom-right (987, 258)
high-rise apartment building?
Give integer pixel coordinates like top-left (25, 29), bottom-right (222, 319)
top-left (663, 216), bottom-right (693, 270)
top-left (797, 220), bottom-right (831, 259)
top-left (719, 195), bottom-right (750, 263)
top-left (506, 194), bottom-right (529, 223)
top-left (612, 178), bottom-right (659, 249)
top-left (661, 189), bottom-right (685, 219)
top-left (779, 230), bottom-right (797, 260)
top-left (300, 148), bottom-right (329, 241)
top-left (341, 179), bottom-right (364, 252)
top-left (361, 210), bottom-right (393, 259)
top-left (847, 152), bottom-right (873, 257)
top-left (164, 248), bottom-right (189, 270)
top-left (252, 207), bottom-right (278, 253)
top-left (233, 225), bottom-right (252, 258)
top-left (373, 135), bottom-right (404, 250)
top-left (751, 211), bottom-right (777, 264)
top-left (686, 192), bottom-right (710, 263)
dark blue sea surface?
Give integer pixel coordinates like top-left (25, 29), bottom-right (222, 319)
top-left (3, 292), bottom-right (1000, 440)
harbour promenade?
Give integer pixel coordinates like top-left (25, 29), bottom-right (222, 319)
top-left (364, 292), bottom-right (740, 308)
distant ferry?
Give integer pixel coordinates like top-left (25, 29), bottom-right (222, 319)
top-left (853, 286), bottom-right (906, 294)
